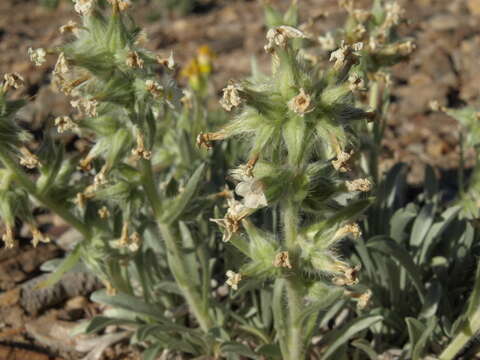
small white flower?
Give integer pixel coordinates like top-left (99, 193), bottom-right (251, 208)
top-left (348, 73), bottom-right (366, 91)
top-left (210, 198), bottom-right (251, 242)
top-left (73, 0), bottom-right (94, 16)
top-left (156, 50), bottom-right (175, 70)
top-left (71, 98), bottom-right (98, 117)
top-left (384, 1), bottom-right (404, 28)
top-left (19, 147), bottom-right (40, 169)
top-left (98, 206), bottom-right (110, 219)
top-left (332, 151), bottom-right (352, 172)
top-left (220, 83), bottom-right (243, 112)
top-left (30, 226), bottom-right (51, 248)
top-left (265, 25), bottom-right (307, 53)
top-left (131, 132), bottom-right (151, 160)
top-left (346, 178), bottom-right (372, 192)
top-left (230, 165), bottom-right (267, 209)
top-left (3, 72), bottom-right (24, 90)
top-left (329, 43), bottom-right (349, 69)
top-left (28, 47), bottom-right (46, 66)
top-left (145, 80), bottom-right (164, 97)
top-left (225, 270), bottom-right (242, 290)
top-left (288, 88), bottom-right (314, 116)
top-left (54, 116), bottom-right (78, 133)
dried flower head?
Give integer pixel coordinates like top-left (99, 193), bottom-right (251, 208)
top-left (156, 51), bottom-right (175, 71)
top-left (98, 206), bottom-right (110, 219)
top-left (357, 289), bottom-right (372, 310)
top-left (132, 132), bottom-right (151, 160)
top-left (225, 270), bottom-right (242, 290)
top-left (329, 43), bottom-right (349, 70)
top-left (73, 0), bottom-right (94, 16)
top-left (334, 223), bottom-right (362, 240)
top-left (220, 82), bottom-right (243, 112)
top-left (59, 20), bottom-right (79, 35)
top-left (2, 225), bottom-right (15, 249)
top-left (396, 40), bottom-right (416, 56)
top-left (196, 131), bottom-right (227, 149)
top-left (78, 155), bottom-right (94, 172)
top-left (3, 72), bottom-right (24, 91)
top-left (93, 166), bottom-right (109, 189)
top-left (30, 226), bottom-right (51, 248)
top-left (332, 151), bottom-right (352, 172)
top-left (28, 47), bottom-right (47, 67)
top-left (210, 198), bottom-right (252, 242)
top-left (265, 25), bottom-right (307, 53)
top-left (54, 53), bottom-right (69, 75)
top-left (346, 178), bottom-right (372, 192)
top-left (54, 116), bottom-right (78, 133)
top-left (332, 263), bottom-right (361, 286)
top-left (288, 88), bottom-right (314, 116)
top-left (128, 232), bottom-right (142, 252)
top-left (273, 251), bottom-right (293, 269)
top-left (19, 147), bottom-right (40, 169)
top-left (145, 80), bottom-right (164, 97)
top-left (71, 97), bottom-right (98, 117)
top-left (126, 51), bottom-right (144, 69)
top-left (105, 280), bottom-right (117, 296)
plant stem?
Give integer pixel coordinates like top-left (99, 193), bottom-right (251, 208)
top-left (282, 201), bottom-right (304, 360)
top-left (0, 147), bottom-right (90, 238)
top-left (140, 159), bottom-right (214, 332)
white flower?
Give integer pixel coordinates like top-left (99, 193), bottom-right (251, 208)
top-left (210, 198), bottom-right (251, 242)
top-left (346, 178), bottom-right (372, 192)
top-left (329, 43), bottom-right (349, 69)
top-left (156, 50), bottom-right (175, 70)
top-left (145, 80), bottom-right (164, 97)
top-left (348, 73), bottom-right (366, 91)
top-left (98, 206), bottom-right (110, 219)
top-left (19, 147), bottom-right (40, 169)
top-left (230, 165), bottom-right (267, 209)
top-left (219, 83), bottom-right (243, 112)
top-left (225, 270), bottom-right (242, 290)
top-left (30, 226), bottom-right (51, 248)
top-left (71, 98), bottom-right (98, 117)
top-left (28, 47), bottom-right (46, 66)
top-left (288, 88), bottom-right (314, 116)
top-left (332, 151), bottom-right (352, 172)
top-left (54, 116), bottom-right (78, 133)
top-left (73, 0), bottom-right (94, 16)
top-left (3, 72), bottom-right (24, 90)
top-left (59, 20), bottom-right (79, 35)
top-left (265, 25), bottom-right (307, 53)
top-left (384, 2), bottom-right (404, 28)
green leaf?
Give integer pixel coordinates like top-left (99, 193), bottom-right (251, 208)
top-left (320, 315), bottom-right (383, 359)
top-left (256, 344), bottom-right (282, 359)
top-left (221, 342), bottom-right (258, 359)
top-left (85, 316), bottom-right (136, 334)
top-left (351, 339), bottom-right (378, 360)
top-left (143, 344), bottom-right (163, 360)
top-left (91, 290), bottom-right (166, 321)
top-left (410, 203), bottom-right (435, 247)
top-left (35, 243), bottom-right (82, 289)
top-left (161, 164), bottom-right (205, 224)
top-left (406, 317), bottom-right (437, 360)
top-left (367, 236), bottom-right (426, 303)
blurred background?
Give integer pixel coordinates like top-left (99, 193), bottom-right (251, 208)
top-left (0, 0), bottom-right (479, 358)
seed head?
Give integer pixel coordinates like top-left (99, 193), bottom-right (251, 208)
top-left (54, 116), bottom-right (78, 133)
top-left (3, 72), bottom-right (24, 91)
top-left (19, 147), bottom-right (40, 169)
top-left (332, 151), bottom-right (352, 172)
top-left (273, 251), bottom-right (292, 269)
top-left (145, 80), bottom-right (164, 97)
top-left (265, 25), bottom-right (307, 53)
top-left (54, 53), bottom-right (69, 75)
top-left (346, 178), bottom-right (372, 192)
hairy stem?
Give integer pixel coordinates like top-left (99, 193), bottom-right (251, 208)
top-left (140, 159), bottom-right (214, 332)
top-left (282, 201), bottom-right (304, 360)
top-left (0, 147), bottom-right (90, 238)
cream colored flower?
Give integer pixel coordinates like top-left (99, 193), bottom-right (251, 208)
top-left (265, 25), bottom-right (307, 53)
top-left (128, 232), bottom-right (141, 252)
top-left (348, 73), bottom-right (366, 92)
top-left (357, 289), bottom-right (372, 310)
top-left (54, 116), bottom-right (78, 133)
top-left (210, 198), bottom-right (251, 242)
top-left (332, 151), bottom-right (352, 172)
top-left (156, 50), bottom-right (175, 71)
top-left (230, 165), bottom-right (267, 209)
top-left (126, 51), bottom-right (144, 69)
top-left (288, 88), bottom-right (314, 116)
top-left (329, 43), bottom-right (349, 69)
top-left (73, 0), bottom-right (94, 16)
top-left (334, 223), bottom-right (362, 240)
top-left (3, 72), bottom-right (24, 90)
top-left (384, 1), bottom-right (404, 28)
top-left (219, 83), bottom-right (243, 112)
top-left (28, 47), bottom-right (46, 66)
top-left (19, 147), bottom-right (40, 169)
top-left (225, 270), bottom-right (242, 290)
top-left (145, 80), bottom-right (164, 97)
top-left (332, 263), bottom-right (361, 286)
top-left (346, 178), bottom-right (372, 192)
top-left (71, 97), bottom-right (98, 117)
top-left (54, 53), bottom-right (69, 75)
top-left (59, 20), bottom-right (79, 35)
top-left (273, 251), bottom-right (292, 269)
